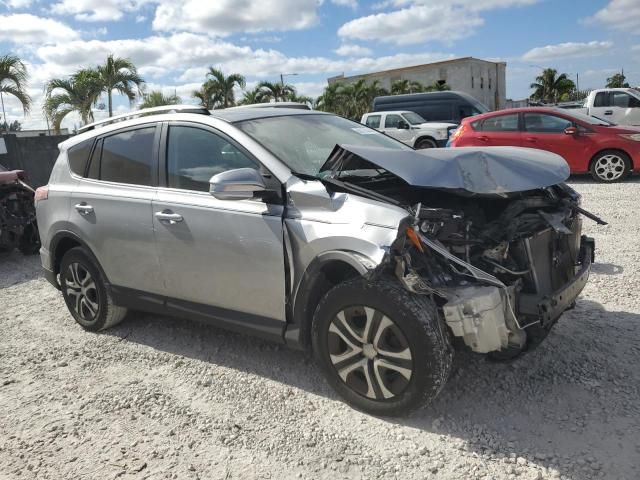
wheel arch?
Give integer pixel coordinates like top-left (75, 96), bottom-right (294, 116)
top-left (286, 251), bottom-right (372, 350)
top-left (49, 231), bottom-right (110, 285)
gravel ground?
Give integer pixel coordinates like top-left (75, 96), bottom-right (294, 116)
top-left (1, 178), bottom-right (639, 480)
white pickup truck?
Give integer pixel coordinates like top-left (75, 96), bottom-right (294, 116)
top-left (360, 111), bottom-right (457, 148)
top-left (577, 88), bottom-right (640, 126)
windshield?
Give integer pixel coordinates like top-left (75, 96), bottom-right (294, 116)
top-left (402, 112), bottom-right (426, 125)
top-left (236, 114), bottom-right (410, 176)
top-left (560, 109), bottom-right (615, 126)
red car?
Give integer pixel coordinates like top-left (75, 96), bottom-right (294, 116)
top-left (448, 107), bottom-right (640, 182)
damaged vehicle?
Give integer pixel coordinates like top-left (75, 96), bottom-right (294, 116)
top-left (0, 163), bottom-right (40, 255)
top-left (36, 107), bottom-right (602, 416)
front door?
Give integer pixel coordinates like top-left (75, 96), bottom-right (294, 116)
top-left (382, 114), bottom-right (413, 144)
top-left (152, 123), bottom-right (287, 326)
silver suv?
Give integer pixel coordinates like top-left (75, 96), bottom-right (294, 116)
top-left (36, 106), bottom-right (597, 416)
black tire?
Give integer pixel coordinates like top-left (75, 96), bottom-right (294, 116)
top-left (59, 247), bottom-right (127, 332)
top-left (589, 150), bottom-right (631, 183)
top-left (415, 138), bottom-right (437, 149)
top-left (312, 276), bottom-right (453, 416)
top-left (18, 223), bottom-right (41, 255)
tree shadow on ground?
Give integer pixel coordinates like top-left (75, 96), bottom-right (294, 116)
top-left (105, 297), bottom-right (640, 480)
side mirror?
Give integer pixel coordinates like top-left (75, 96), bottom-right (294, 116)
top-left (564, 126), bottom-right (578, 135)
top-left (209, 168), bottom-right (266, 201)
top-left (397, 120), bottom-right (410, 130)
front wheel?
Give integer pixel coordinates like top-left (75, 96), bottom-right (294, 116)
top-left (312, 276), bottom-right (452, 416)
top-left (415, 138), bottom-right (437, 149)
top-left (590, 150), bottom-right (631, 182)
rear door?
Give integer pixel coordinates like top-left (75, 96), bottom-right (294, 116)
top-left (473, 112), bottom-right (522, 146)
top-left (71, 124), bottom-right (163, 294)
top-left (152, 122), bottom-right (287, 326)
top-left (521, 112), bottom-right (592, 171)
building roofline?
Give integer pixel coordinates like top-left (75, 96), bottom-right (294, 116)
top-left (329, 57), bottom-right (506, 82)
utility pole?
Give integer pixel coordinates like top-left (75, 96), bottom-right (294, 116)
top-left (0, 92), bottom-right (6, 133)
top-left (576, 73), bottom-right (579, 92)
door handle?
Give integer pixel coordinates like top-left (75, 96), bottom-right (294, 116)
top-left (604, 110), bottom-right (613, 115)
top-left (74, 203), bottom-right (94, 215)
top-left (155, 210), bottom-right (183, 224)
top-left (478, 136), bottom-right (489, 142)
top-left (525, 137), bottom-right (538, 142)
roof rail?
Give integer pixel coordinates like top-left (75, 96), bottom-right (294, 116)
top-left (77, 105), bottom-right (210, 134)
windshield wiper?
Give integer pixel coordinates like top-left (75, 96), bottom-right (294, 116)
top-left (290, 171), bottom-right (320, 181)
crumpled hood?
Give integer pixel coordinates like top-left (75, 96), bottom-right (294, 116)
top-left (320, 145), bottom-right (569, 195)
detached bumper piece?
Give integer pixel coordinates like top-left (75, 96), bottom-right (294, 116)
top-left (518, 235), bottom-right (593, 327)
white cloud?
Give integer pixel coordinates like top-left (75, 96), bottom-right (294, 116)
top-left (0, 14), bottom-right (79, 44)
top-left (331, 0), bottom-right (358, 8)
top-left (50, 0), bottom-right (153, 22)
top-left (587, 0), bottom-right (640, 32)
top-left (338, 0), bottom-right (538, 45)
top-left (152, 0), bottom-right (321, 35)
top-left (334, 44), bottom-right (372, 56)
top-left (338, 5), bottom-right (482, 45)
top-left (522, 41), bottom-right (613, 62)
top-left (2, 0), bottom-right (34, 7)
top-left (135, 15), bottom-right (146, 22)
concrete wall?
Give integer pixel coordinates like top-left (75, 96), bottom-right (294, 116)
top-left (0, 134), bottom-right (69, 187)
top-left (329, 58), bottom-right (507, 110)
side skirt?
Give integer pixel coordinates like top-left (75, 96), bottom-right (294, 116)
top-left (110, 285), bottom-right (286, 344)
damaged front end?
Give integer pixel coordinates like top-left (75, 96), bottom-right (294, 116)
top-left (320, 145), bottom-right (602, 356)
top-left (0, 167), bottom-right (40, 255)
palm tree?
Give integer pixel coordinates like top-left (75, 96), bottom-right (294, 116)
top-left (0, 54), bottom-right (31, 118)
top-left (257, 81), bottom-right (296, 102)
top-left (424, 80), bottom-right (450, 92)
top-left (192, 85), bottom-right (220, 109)
top-left (530, 68), bottom-right (575, 104)
top-left (315, 82), bottom-right (342, 113)
top-left (239, 86), bottom-right (266, 105)
top-left (96, 54), bottom-right (144, 117)
top-left (44, 69), bottom-right (102, 133)
top-left (138, 90), bottom-right (180, 109)
top-left (391, 79), bottom-right (424, 95)
top-left (606, 72), bottom-right (629, 88)
top-left (202, 67), bottom-right (245, 108)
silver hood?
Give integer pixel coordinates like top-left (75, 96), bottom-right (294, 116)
top-left (320, 145), bottom-right (570, 195)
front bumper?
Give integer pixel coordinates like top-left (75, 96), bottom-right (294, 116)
top-left (518, 236), bottom-right (593, 326)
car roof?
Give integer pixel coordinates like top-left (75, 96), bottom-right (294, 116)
top-left (59, 108), bottom-right (330, 150)
top-left (211, 107), bottom-right (328, 123)
top-left (467, 106), bottom-right (566, 120)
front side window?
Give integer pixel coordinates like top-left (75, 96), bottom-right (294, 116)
top-left (384, 114), bottom-right (403, 128)
top-left (480, 113), bottom-right (519, 132)
top-left (523, 113), bottom-right (572, 133)
top-left (365, 115), bottom-right (381, 128)
top-left (401, 112), bottom-right (426, 125)
top-left (611, 91), bottom-right (640, 108)
top-left (97, 127), bottom-right (156, 186)
top-left (167, 126), bottom-right (256, 192)
top-left (67, 139), bottom-right (93, 176)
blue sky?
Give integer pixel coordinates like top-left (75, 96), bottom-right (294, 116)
top-left (0, 0), bottom-right (639, 129)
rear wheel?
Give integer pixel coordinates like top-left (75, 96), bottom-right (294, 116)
top-left (590, 150), bottom-right (631, 182)
top-left (415, 138), bottom-right (437, 149)
top-left (60, 247), bottom-right (127, 331)
top-left (312, 276), bottom-right (452, 416)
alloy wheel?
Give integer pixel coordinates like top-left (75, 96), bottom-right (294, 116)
top-left (64, 262), bottom-right (100, 322)
top-left (594, 154), bottom-right (625, 181)
top-left (327, 306), bottom-right (413, 400)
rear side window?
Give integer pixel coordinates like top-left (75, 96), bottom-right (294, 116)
top-left (67, 139), bottom-right (93, 176)
top-left (97, 127), bottom-right (156, 186)
top-left (479, 114), bottom-right (519, 132)
top-left (365, 115), bottom-right (381, 128)
top-left (593, 92), bottom-right (609, 107)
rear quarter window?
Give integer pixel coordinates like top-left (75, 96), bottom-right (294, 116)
top-left (67, 139), bottom-right (94, 176)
